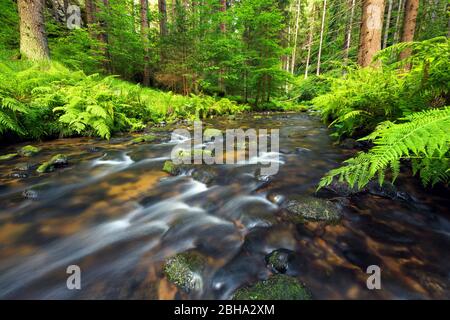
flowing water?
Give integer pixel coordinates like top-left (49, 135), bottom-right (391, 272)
top-left (0, 113), bottom-right (449, 299)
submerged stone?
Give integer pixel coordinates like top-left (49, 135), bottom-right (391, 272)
top-left (283, 196), bottom-right (342, 223)
top-left (163, 252), bottom-right (205, 292)
top-left (0, 153), bottom-right (18, 161)
top-left (232, 274), bottom-right (311, 300)
top-left (18, 145), bottom-right (41, 157)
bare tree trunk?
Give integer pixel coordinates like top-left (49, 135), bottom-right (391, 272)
top-left (304, 4), bottom-right (315, 79)
top-left (141, 0), bottom-right (150, 86)
top-left (357, 0), bottom-right (386, 67)
top-left (316, 0), bottom-right (327, 75)
top-left (393, 0), bottom-right (404, 44)
top-left (382, 0), bottom-right (393, 48)
top-left (343, 0), bottom-right (356, 64)
top-left (290, 0), bottom-right (301, 75)
top-left (218, 0), bottom-right (227, 93)
top-left (18, 0), bottom-right (50, 61)
top-left (158, 0), bottom-right (168, 37)
top-left (399, 0), bottom-right (419, 60)
top-left (85, 0), bottom-right (96, 25)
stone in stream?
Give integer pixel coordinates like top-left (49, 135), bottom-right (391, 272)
top-left (162, 160), bottom-right (219, 185)
top-left (283, 196), bottom-right (342, 224)
top-left (36, 154), bottom-right (68, 173)
top-left (18, 145), bottom-right (41, 157)
top-left (163, 252), bottom-right (206, 293)
top-left (265, 249), bottom-right (295, 274)
top-left (0, 153), bottom-right (18, 161)
top-left (130, 134), bottom-right (157, 144)
top-left (232, 274), bottom-right (311, 300)
top-left (321, 179), bottom-right (412, 201)
top-left (14, 162), bottom-right (37, 172)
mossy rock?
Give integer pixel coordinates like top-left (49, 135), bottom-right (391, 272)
top-left (0, 153), bottom-right (18, 161)
top-left (18, 145), bottom-right (41, 157)
top-left (265, 249), bottom-right (294, 274)
top-left (162, 160), bottom-right (178, 175)
top-left (174, 149), bottom-right (213, 162)
top-left (204, 128), bottom-right (223, 140)
top-left (283, 196), bottom-right (342, 224)
top-left (233, 275), bottom-right (311, 300)
top-left (130, 134), bottom-right (157, 144)
top-left (163, 252), bottom-right (205, 292)
top-left (37, 154), bottom-right (68, 173)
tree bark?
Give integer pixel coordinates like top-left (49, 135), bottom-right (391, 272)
top-left (141, 0), bottom-right (151, 86)
top-left (158, 0), bottom-right (168, 37)
top-left (316, 0), bottom-right (327, 75)
top-left (399, 0), bottom-right (419, 60)
top-left (18, 0), bottom-right (50, 61)
top-left (382, 0), bottom-right (393, 48)
top-left (357, 0), bottom-right (386, 67)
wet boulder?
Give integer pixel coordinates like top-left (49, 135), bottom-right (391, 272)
top-left (283, 196), bottom-right (342, 224)
top-left (18, 145), bottom-right (41, 157)
top-left (232, 274), bottom-right (311, 300)
top-left (14, 162), bottom-right (37, 172)
top-left (163, 252), bottom-right (205, 293)
top-left (37, 154), bottom-right (68, 173)
top-left (162, 160), bottom-right (219, 185)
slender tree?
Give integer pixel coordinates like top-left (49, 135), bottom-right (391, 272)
top-left (141, 0), bottom-right (151, 86)
top-left (316, 0), bottom-right (327, 75)
top-left (290, 0), bottom-right (301, 75)
top-left (343, 0), bottom-right (356, 64)
top-left (18, 0), bottom-right (50, 60)
top-left (393, 0), bottom-right (404, 44)
top-left (382, 0), bottom-right (393, 48)
top-left (357, 0), bottom-right (386, 67)
top-left (399, 0), bottom-right (419, 60)
top-left (304, 3), bottom-right (315, 78)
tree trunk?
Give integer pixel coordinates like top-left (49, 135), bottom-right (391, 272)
top-left (18, 0), bottom-right (50, 61)
top-left (219, 0), bottom-right (226, 33)
top-left (343, 0), bottom-right (356, 64)
top-left (158, 0), bottom-right (168, 37)
top-left (393, 0), bottom-right (404, 44)
top-left (382, 0), bottom-right (393, 48)
top-left (316, 0), bottom-right (327, 76)
top-left (141, 0), bottom-right (151, 86)
top-left (304, 4), bottom-right (315, 79)
top-left (85, 0), bottom-right (96, 25)
top-left (357, 0), bottom-right (386, 67)
top-left (218, 0), bottom-right (227, 93)
top-left (290, 0), bottom-right (301, 75)
top-left (399, 0), bottom-right (419, 60)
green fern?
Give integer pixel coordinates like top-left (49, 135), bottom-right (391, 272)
top-left (319, 107), bottom-right (450, 190)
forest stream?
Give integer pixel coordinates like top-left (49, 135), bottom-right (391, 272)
top-left (0, 112), bottom-right (449, 299)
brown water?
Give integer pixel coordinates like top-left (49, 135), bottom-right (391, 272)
top-left (0, 113), bottom-right (449, 299)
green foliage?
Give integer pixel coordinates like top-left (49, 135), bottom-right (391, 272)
top-left (291, 75), bottom-right (331, 103)
top-left (314, 37), bottom-right (450, 140)
top-left (319, 107), bottom-right (450, 189)
top-left (0, 58), bottom-right (248, 140)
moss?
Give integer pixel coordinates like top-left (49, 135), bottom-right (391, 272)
top-left (37, 161), bottom-right (54, 173)
top-left (163, 160), bottom-right (177, 175)
top-left (163, 252), bottom-right (205, 292)
top-left (37, 154), bottom-right (68, 173)
top-left (233, 275), bottom-right (311, 300)
top-left (130, 134), bottom-right (157, 144)
top-left (18, 145), bottom-right (41, 157)
top-left (204, 128), bottom-right (222, 140)
top-left (0, 153), bottom-right (18, 161)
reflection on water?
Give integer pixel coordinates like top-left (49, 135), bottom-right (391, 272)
top-left (0, 113), bottom-right (449, 299)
